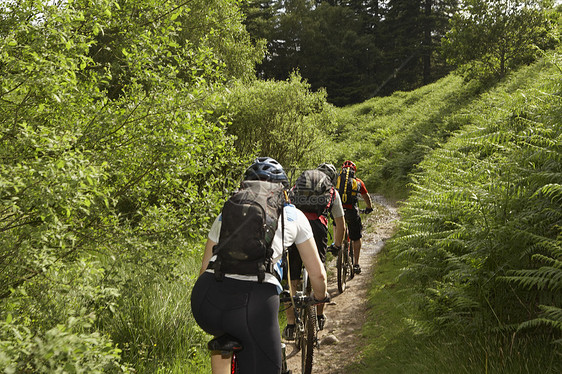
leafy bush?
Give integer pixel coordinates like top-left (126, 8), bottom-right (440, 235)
top-left (0, 0), bottom-right (254, 370)
top-left (441, 0), bottom-right (558, 81)
top-left (1, 312), bottom-right (129, 373)
top-left (213, 73), bottom-right (336, 169)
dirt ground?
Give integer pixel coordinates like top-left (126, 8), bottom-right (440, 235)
top-left (283, 195), bottom-right (400, 374)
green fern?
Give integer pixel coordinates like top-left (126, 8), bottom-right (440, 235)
top-left (390, 50), bottom-right (562, 345)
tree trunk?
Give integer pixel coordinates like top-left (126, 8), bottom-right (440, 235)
top-left (422, 0), bottom-right (432, 84)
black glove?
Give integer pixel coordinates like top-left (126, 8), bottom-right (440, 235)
top-left (364, 207), bottom-right (373, 214)
top-left (328, 244), bottom-right (341, 255)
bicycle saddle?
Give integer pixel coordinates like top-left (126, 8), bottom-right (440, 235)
top-left (208, 334), bottom-right (243, 353)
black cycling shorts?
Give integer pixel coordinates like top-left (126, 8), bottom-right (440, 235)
top-left (286, 219), bottom-right (328, 280)
top-left (190, 272), bottom-right (281, 374)
top-left (345, 207), bottom-right (363, 241)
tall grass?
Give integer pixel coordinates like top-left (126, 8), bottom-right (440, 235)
top-left (105, 256), bottom-right (211, 373)
top-left (331, 74), bottom-right (485, 197)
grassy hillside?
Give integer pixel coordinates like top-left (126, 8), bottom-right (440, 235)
top-left (330, 74), bottom-right (486, 199)
top-left (347, 49), bottom-right (562, 373)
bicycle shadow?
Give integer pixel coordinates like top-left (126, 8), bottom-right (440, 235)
top-left (283, 341), bottom-right (300, 359)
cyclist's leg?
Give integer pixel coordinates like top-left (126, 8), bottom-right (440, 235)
top-left (345, 208), bottom-right (363, 269)
top-left (194, 275), bottom-right (282, 374)
top-left (211, 355), bottom-right (231, 374)
top-left (238, 282), bottom-right (282, 374)
top-left (353, 238), bottom-right (362, 264)
top-left (190, 272), bottom-right (238, 374)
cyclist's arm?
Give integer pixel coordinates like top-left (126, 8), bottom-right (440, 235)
top-left (199, 239), bottom-right (216, 276)
top-left (333, 215), bottom-right (345, 247)
top-left (358, 179), bottom-right (373, 209)
top-left (296, 238), bottom-right (328, 299)
top-left (331, 190), bottom-right (345, 247)
top-left (361, 192), bottom-right (373, 210)
top-left (199, 215), bottom-right (221, 275)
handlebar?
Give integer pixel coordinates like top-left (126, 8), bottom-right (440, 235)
top-left (279, 290), bottom-right (330, 306)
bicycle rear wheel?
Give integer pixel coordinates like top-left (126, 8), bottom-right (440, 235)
top-left (348, 241), bottom-right (355, 280)
top-left (300, 304), bottom-right (316, 374)
top-left (337, 242), bottom-right (348, 293)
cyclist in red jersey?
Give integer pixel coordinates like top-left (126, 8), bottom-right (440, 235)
top-left (336, 160), bottom-right (373, 274)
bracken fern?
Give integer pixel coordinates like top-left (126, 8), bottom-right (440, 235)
top-left (391, 51), bottom-right (562, 347)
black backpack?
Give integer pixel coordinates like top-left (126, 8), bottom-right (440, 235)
top-left (336, 167), bottom-right (359, 205)
top-left (291, 169), bottom-right (334, 217)
top-left (212, 180), bottom-right (286, 282)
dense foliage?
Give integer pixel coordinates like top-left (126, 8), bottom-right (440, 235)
top-left (242, 1), bottom-right (559, 106)
top-left (442, 0), bottom-right (558, 81)
top-left (244, 0), bottom-right (460, 106)
top-left (212, 73), bottom-right (335, 170)
top-left (391, 51), bottom-right (561, 348)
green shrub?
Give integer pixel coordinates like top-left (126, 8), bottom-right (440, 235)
top-left (0, 313), bottom-right (129, 374)
top-left (213, 73), bottom-right (336, 169)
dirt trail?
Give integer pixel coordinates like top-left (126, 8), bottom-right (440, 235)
top-left (284, 195), bottom-right (400, 374)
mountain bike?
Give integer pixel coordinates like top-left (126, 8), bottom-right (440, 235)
top-left (336, 226), bottom-right (354, 293)
top-left (207, 334), bottom-right (291, 374)
top-left (336, 208), bottom-right (369, 293)
top-left (281, 267), bottom-right (329, 374)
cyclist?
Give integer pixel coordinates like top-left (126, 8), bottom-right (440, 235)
top-left (336, 160), bottom-right (373, 274)
top-left (283, 163), bottom-right (345, 340)
top-left (190, 157), bottom-right (329, 374)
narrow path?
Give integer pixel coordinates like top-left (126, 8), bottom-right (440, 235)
top-left (284, 195), bottom-right (400, 373)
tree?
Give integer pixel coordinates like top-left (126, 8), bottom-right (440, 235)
top-left (374, 0), bottom-right (459, 96)
top-left (245, 0), bottom-right (383, 106)
top-left (0, 0), bottom-right (255, 370)
top-left (442, 0), bottom-right (557, 80)
top-left (213, 73), bottom-right (334, 168)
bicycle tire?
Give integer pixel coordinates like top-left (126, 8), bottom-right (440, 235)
top-left (301, 304), bottom-right (316, 374)
top-left (348, 241), bottom-right (355, 280)
top-left (337, 242), bottom-right (348, 293)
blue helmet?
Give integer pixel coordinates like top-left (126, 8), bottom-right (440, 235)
top-left (244, 157), bottom-right (289, 186)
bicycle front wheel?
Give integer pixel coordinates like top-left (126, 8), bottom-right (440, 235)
top-left (300, 304), bottom-right (316, 374)
top-left (337, 244), bottom-right (348, 293)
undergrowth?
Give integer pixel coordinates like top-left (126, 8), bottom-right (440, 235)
top-left (352, 247), bottom-right (562, 374)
